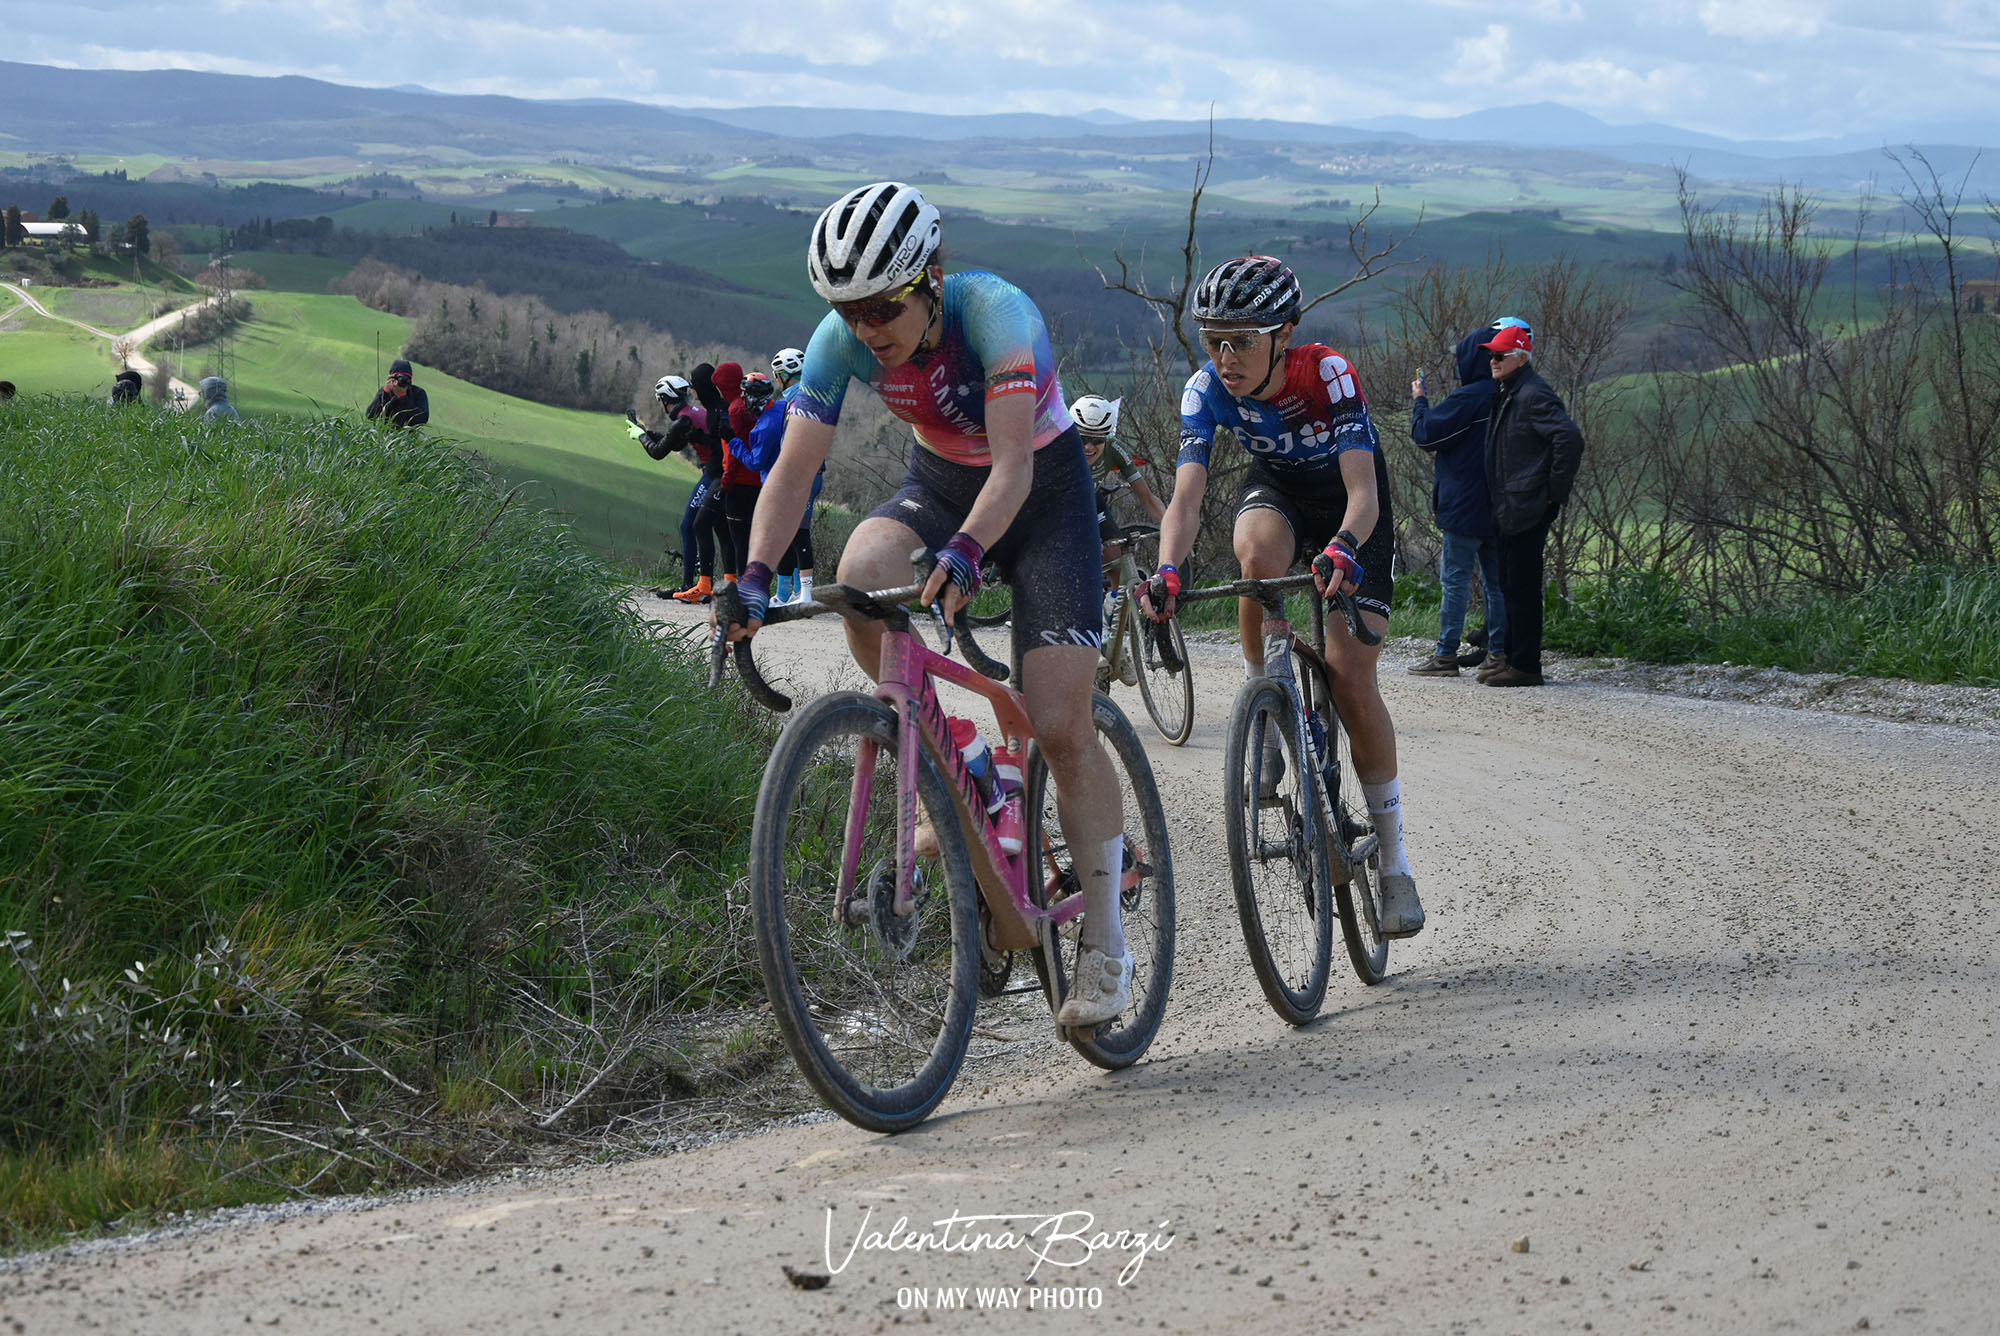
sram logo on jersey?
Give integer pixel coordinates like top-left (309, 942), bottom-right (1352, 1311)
top-left (1319, 355), bottom-right (1357, 399)
top-left (986, 372), bottom-right (1035, 398)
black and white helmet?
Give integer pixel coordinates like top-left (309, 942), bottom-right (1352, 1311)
top-left (806, 182), bottom-right (942, 302)
top-left (771, 347), bottom-right (805, 380)
top-left (654, 374), bottom-right (692, 404)
top-left (1192, 255), bottom-right (1301, 326)
top-left (1070, 394), bottom-right (1119, 438)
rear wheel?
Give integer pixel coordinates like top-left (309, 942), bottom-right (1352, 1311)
top-left (1133, 612), bottom-right (1194, 745)
top-left (1222, 678), bottom-right (1333, 1025)
top-left (1023, 695), bottom-right (1175, 1069)
top-left (749, 692), bottom-right (980, 1132)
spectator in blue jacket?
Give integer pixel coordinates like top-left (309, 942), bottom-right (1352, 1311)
top-left (1407, 327), bottom-right (1507, 677)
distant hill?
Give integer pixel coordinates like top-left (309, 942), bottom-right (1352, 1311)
top-left (9, 59), bottom-right (1996, 199)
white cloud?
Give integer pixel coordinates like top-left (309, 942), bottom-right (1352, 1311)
top-left (1695, 0), bottom-right (1823, 40)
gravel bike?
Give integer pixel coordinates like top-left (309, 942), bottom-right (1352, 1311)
top-left (1095, 524), bottom-right (1195, 746)
top-left (712, 579), bottom-right (1175, 1131)
top-left (1172, 573), bottom-right (1389, 1024)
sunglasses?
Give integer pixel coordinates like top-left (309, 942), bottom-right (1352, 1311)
top-left (1198, 323), bottom-right (1285, 358)
top-left (831, 273), bottom-right (928, 328)
top-left (1487, 350), bottom-right (1522, 363)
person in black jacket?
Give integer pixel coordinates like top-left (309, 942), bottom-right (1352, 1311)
top-left (1480, 321), bottom-right (1584, 687)
top-left (1408, 328), bottom-right (1506, 677)
top-left (366, 359), bottom-right (430, 428)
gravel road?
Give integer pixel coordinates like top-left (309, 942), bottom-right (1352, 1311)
top-left (7, 591), bottom-right (1998, 1334)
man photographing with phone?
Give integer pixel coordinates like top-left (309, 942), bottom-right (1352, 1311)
top-left (366, 359), bottom-right (431, 429)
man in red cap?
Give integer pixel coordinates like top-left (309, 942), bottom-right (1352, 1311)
top-left (1480, 319), bottom-right (1584, 686)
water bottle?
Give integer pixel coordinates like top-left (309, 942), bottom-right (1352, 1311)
top-left (992, 743), bottom-right (1026, 856)
top-left (947, 717), bottom-right (1005, 817)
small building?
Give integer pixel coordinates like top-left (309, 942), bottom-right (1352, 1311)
top-left (20, 221), bottom-right (85, 246)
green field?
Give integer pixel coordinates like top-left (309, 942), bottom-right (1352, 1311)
top-left (215, 290), bottom-right (700, 569)
top-left (0, 308), bottom-right (125, 395)
top-left (226, 250), bottom-right (353, 293)
top-left (3, 276), bottom-right (698, 569)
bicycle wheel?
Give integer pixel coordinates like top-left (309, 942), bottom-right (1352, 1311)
top-left (1133, 612), bottom-right (1194, 746)
top-left (1222, 678), bottom-right (1334, 1025)
top-left (1023, 694), bottom-right (1175, 1070)
top-left (749, 691), bottom-right (981, 1132)
top-left (1327, 696), bottom-right (1390, 985)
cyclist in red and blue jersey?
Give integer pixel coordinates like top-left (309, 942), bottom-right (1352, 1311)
top-left (1145, 255), bottom-right (1426, 938)
top-left (719, 182), bottom-right (1137, 1026)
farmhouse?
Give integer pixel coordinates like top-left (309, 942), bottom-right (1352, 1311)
top-left (20, 221), bottom-right (85, 245)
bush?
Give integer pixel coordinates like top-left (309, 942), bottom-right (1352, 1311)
top-left (0, 400), bottom-right (774, 1242)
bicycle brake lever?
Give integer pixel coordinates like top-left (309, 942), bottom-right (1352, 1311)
top-left (928, 599), bottom-right (956, 657)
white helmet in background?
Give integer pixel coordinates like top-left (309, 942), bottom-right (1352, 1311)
top-left (771, 347), bottom-right (805, 380)
top-left (807, 181), bottom-right (942, 302)
top-left (654, 374), bottom-right (692, 404)
top-left (1071, 394), bottom-right (1120, 439)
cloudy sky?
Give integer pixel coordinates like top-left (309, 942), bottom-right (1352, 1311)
top-left (16, 0), bottom-right (2000, 142)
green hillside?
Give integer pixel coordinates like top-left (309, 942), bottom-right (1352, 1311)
top-left (3, 277), bottom-right (698, 571)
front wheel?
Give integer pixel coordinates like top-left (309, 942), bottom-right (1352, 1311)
top-left (1133, 612), bottom-right (1194, 746)
top-left (749, 692), bottom-right (981, 1132)
top-left (1023, 695), bottom-right (1175, 1069)
top-left (1223, 678), bottom-right (1334, 1025)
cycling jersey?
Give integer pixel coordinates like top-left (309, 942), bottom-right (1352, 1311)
top-left (1091, 437), bottom-right (1149, 492)
top-left (1177, 343), bottom-right (1379, 477)
top-left (792, 270), bottom-right (1073, 466)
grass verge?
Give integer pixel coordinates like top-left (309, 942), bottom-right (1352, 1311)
top-left (0, 398), bottom-right (776, 1249)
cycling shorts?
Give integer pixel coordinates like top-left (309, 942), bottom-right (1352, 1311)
top-left (868, 428), bottom-right (1103, 661)
top-left (1237, 457), bottom-right (1395, 621)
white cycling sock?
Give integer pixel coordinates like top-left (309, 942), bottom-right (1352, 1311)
top-left (1088, 835), bottom-right (1128, 958)
top-left (1361, 778), bottom-right (1413, 877)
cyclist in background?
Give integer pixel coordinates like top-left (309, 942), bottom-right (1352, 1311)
top-left (1073, 393), bottom-right (1167, 687)
top-left (720, 182), bottom-right (1136, 1025)
top-left (1143, 256), bottom-right (1425, 939)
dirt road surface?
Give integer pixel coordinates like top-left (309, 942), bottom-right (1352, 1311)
top-left (7, 594), bottom-right (1998, 1334)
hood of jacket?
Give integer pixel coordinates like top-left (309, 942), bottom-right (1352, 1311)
top-left (1454, 329), bottom-right (1490, 388)
top-left (711, 361), bottom-right (744, 404)
top-left (198, 376), bottom-right (228, 404)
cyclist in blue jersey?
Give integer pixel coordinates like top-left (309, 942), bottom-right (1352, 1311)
top-left (718, 182), bottom-right (1136, 1026)
top-left (1143, 256), bottom-right (1426, 938)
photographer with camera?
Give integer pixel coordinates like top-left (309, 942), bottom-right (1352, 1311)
top-left (366, 359), bottom-right (430, 429)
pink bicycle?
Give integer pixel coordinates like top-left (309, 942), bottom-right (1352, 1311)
top-left (713, 582), bottom-right (1175, 1132)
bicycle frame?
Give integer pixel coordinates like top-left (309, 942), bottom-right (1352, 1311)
top-left (1175, 575), bottom-right (1381, 881)
top-left (1248, 590), bottom-right (1379, 884)
top-left (851, 621), bottom-right (1078, 953)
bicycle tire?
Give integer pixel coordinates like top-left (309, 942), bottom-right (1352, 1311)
top-left (1222, 678), bottom-right (1334, 1025)
top-left (1327, 691), bottom-right (1390, 985)
top-left (1133, 612), bottom-right (1195, 746)
top-left (1023, 694), bottom-right (1175, 1069)
top-left (749, 691), bottom-right (981, 1132)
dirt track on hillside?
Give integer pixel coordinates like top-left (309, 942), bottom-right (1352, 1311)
top-left (7, 593), bottom-right (1999, 1334)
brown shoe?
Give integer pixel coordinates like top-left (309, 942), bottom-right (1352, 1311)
top-left (1483, 664), bottom-right (1545, 687)
top-left (1475, 654), bottom-right (1507, 683)
top-left (1407, 653), bottom-right (1459, 676)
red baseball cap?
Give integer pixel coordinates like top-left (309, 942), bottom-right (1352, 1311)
top-left (1481, 325), bottom-right (1533, 355)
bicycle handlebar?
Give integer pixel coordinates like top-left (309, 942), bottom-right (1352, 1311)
top-left (1169, 574), bottom-right (1383, 647)
top-left (706, 580), bottom-right (1011, 714)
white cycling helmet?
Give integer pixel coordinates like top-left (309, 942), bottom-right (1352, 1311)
top-left (1071, 394), bottom-right (1119, 438)
top-left (654, 374), bottom-right (692, 404)
top-left (771, 347), bottom-right (805, 380)
top-left (807, 181), bottom-right (942, 303)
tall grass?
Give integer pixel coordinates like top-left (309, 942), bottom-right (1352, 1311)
top-left (0, 398), bottom-right (774, 1244)
top-left (1537, 565), bottom-right (2000, 687)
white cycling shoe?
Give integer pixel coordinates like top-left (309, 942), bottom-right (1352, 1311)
top-left (1057, 946), bottom-right (1133, 1027)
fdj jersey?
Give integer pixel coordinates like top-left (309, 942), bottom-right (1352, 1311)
top-left (1177, 343), bottom-right (1380, 478)
top-left (791, 270), bottom-right (1073, 467)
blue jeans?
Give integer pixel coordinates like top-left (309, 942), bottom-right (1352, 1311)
top-left (1436, 529), bottom-right (1506, 658)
